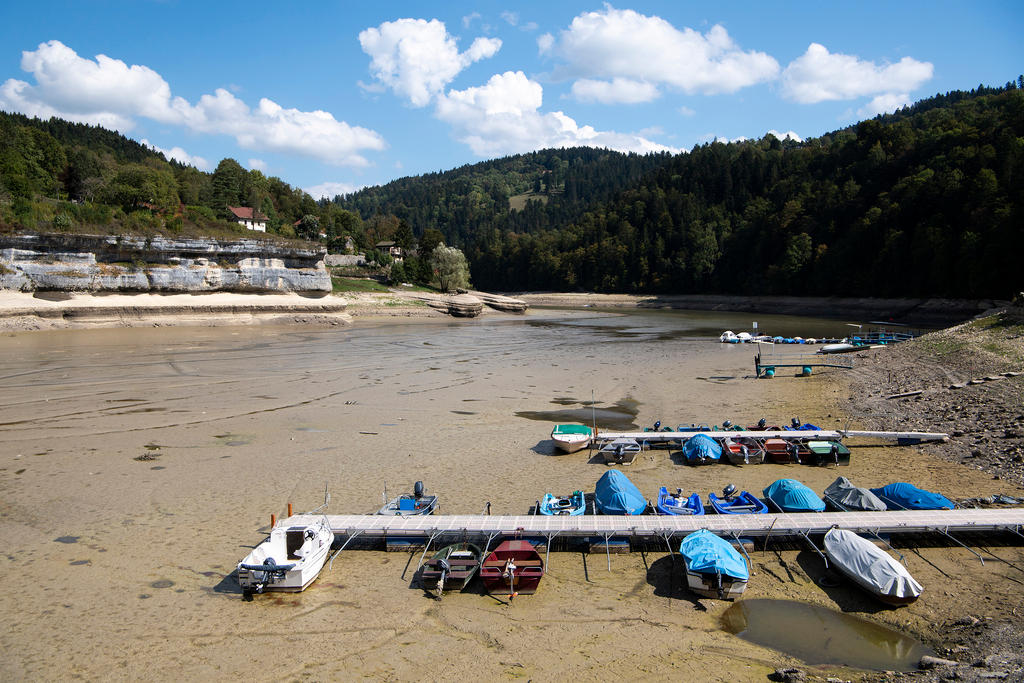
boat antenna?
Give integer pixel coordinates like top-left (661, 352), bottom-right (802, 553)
top-left (591, 389), bottom-right (597, 438)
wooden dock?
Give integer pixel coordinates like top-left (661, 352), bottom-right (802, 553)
top-left (285, 508), bottom-right (1024, 542)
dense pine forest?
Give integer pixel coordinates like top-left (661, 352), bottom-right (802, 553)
top-left (1, 80), bottom-right (1022, 298)
top-left (339, 82), bottom-right (1024, 299)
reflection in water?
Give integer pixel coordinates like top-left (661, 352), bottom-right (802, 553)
top-left (516, 397), bottom-right (639, 431)
top-left (721, 599), bottom-right (928, 671)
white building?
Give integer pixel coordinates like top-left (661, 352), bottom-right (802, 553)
top-left (229, 206), bottom-right (268, 232)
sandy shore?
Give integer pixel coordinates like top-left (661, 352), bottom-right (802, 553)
top-left (0, 302), bottom-right (1021, 681)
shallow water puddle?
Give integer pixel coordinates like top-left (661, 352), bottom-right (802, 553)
top-left (516, 397), bottom-right (640, 431)
top-left (721, 599), bottom-right (928, 671)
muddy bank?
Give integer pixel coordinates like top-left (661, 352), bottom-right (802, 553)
top-left (518, 292), bottom-right (1005, 327)
top-left (833, 308), bottom-right (1024, 681)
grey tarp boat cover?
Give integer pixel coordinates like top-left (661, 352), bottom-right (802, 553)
top-left (823, 476), bottom-right (888, 512)
top-left (823, 529), bottom-right (923, 602)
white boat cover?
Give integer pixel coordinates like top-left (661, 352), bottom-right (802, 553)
top-left (823, 528), bottom-right (922, 601)
top-left (824, 476), bottom-right (888, 511)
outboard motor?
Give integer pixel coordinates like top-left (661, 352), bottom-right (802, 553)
top-left (653, 420), bottom-right (661, 431)
top-left (757, 418), bottom-right (767, 429)
top-left (722, 419), bottom-right (732, 428)
top-left (791, 417), bottom-right (801, 428)
top-left (253, 557), bottom-right (277, 594)
top-left (722, 484), bottom-right (737, 499)
top-left (414, 481), bottom-right (425, 499)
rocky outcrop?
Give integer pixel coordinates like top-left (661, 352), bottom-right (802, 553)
top-left (469, 290), bottom-right (528, 313)
top-left (0, 233), bottom-right (330, 293)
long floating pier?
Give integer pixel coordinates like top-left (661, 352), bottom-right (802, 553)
top-left (284, 508), bottom-right (1024, 541)
top-left (591, 429), bottom-right (949, 443)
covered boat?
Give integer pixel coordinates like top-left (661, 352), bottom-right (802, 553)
top-left (551, 424), bottom-right (593, 453)
top-left (656, 487), bottom-right (705, 515)
top-left (420, 542), bottom-right (482, 597)
top-left (823, 528), bottom-right (923, 605)
top-left (598, 437), bottom-right (642, 465)
top-left (823, 477), bottom-right (887, 512)
top-left (678, 529), bottom-right (749, 599)
top-left (479, 540), bottom-right (544, 596)
top-left (236, 516), bottom-right (334, 596)
top-left (594, 470), bottom-right (647, 515)
top-left (377, 480), bottom-right (438, 516)
top-left (538, 490), bottom-right (586, 516)
top-left (708, 489), bottom-right (768, 514)
top-left (682, 433), bottom-right (722, 465)
top-left (869, 482), bottom-right (955, 510)
top-left (763, 478), bottom-right (826, 512)
top-left (804, 440), bottom-right (851, 466)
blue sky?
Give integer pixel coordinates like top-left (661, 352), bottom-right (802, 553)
top-left (1, 1), bottom-right (1020, 199)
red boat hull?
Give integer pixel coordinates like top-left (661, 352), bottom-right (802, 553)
top-left (480, 540), bottom-right (544, 595)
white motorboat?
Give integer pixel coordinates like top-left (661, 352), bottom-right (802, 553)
top-left (237, 516), bottom-right (334, 595)
top-left (823, 528), bottom-right (922, 605)
top-left (550, 424), bottom-right (593, 453)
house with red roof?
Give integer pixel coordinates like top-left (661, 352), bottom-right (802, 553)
top-left (228, 206), bottom-right (268, 232)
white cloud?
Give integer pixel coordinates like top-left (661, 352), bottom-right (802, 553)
top-left (570, 78), bottom-right (659, 104)
top-left (781, 43), bottom-right (932, 104)
top-left (358, 19), bottom-right (501, 107)
top-left (462, 12), bottom-right (481, 29)
top-left (858, 92), bottom-right (911, 117)
top-left (248, 158), bottom-right (267, 171)
top-left (435, 71), bottom-right (680, 157)
top-left (546, 7), bottom-right (778, 102)
top-left (501, 11), bottom-right (518, 26)
top-left (766, 129), bottom-right (802, 142)
top-left (537, 33), bottom-right (555, 55)
top-left (0, 40), bottom-right (387, 166)
top-left (140, 138), bottom-right (210, 170)
top-left (305, 181), bottom-right (365, 199)
top-left (678, 105), bottom-right (695, 116)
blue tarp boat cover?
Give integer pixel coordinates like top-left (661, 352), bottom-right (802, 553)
top-left (869, 482), bottom-right (955, 510)
top-left (763, 478), bottom-right (826, 512)
top-left (682, 433), bottom-right (722, 463)
top-left (679, 530), bottom-right (749, 580)
top-left (595, 470), bottom-right (647, 515)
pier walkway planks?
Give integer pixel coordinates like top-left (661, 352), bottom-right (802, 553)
top-left (284, 508), bottom-right (1024, 542)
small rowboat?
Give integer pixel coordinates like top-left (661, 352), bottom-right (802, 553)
top-left (551, 424), bottom-right (593, 453)
top-left (679, 529), bottom-right (749, 600)
top-left (721, 437), bottom-right (765, 465)
top-left (377, 481), bottom-right (438, 516)
top-left (420, 543), bottom-right (482, 597)
top-left (763, 438), bottom-right (802, 464)
top-left (708, 490), bottom-right (768, 514)
top-left (236, 516), bottom-right (334, 596)
top-left (804, 440), bottom-right (851, 466)
top-left (480, 540), bottom-right (544, 596)
top-left (538, 490), bottom-right (586, 515)
top-left (682, 433), bottom-right (722, 465)
top-left (598, 437), bottom-right (641, 465)
top-left (823, 528), bottom-right (922, 605)
top-left (656, 487), bottom-right (705, 515)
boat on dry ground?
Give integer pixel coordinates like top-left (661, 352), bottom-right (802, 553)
top-left (823, 528), bottom-right (923, 605)
top-left (480, 540), bottom-right (544, 597)
top-left (236, 516), bottom-right (334, 596)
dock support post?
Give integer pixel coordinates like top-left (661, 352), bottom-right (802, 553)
top-left (288, 503), bottom-right (293, 518)
top-left (867, 529), bottom-right (906, 566)
top-left (799, 530), bottom-right (828, 568)
top-left (729, 532), bottom-right (755, 575)
top-left (271, 513), bottom-right (276, 528)
top-left (328, 529), bottom-right (365, 570)
top-left (939, 526), bottom-right (985, 565)
top-left (545, 531), bottom-right (560, 570)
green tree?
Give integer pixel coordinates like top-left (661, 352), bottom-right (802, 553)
top-left (431, 245), bottom-right (470, 292)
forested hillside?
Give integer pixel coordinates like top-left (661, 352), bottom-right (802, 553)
top-left (341, 83), bottom-right (1023, 299)
top-left (2, 80), bottom-right (1021, 298)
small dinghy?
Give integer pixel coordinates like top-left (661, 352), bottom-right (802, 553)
top-left (598, 437), bottom-right (641, 465)
top-left (377, 480), bottom-right (438, 516)
top-left (594, 470), bottom-right (647, 515)
top-left (869, 482), bottom-right (955, 510)
top-left (721, 437), bottom-right (765, 465)
top-left (656, 487), bottom-right (704, 515)
top-left (236, 516), bottom-right (333, 596)
top-left (550, 424), bottom-right (593, 453)
top-left (538, 490), bottom-right (586, 516)
top-left (823, 528), bottom-right (923, 605)
top-left (763, 478), bottom-right (826, 512)
top-left (678, 529), bottom-right (749, 599)
top-left (804, 440), bottom-right (851, 466)
top-left (420, 543), bottom-right (482, 597)
top-left (823, 476), bottom-right (887, 512)
top-left (708, 485), bottom-right (768, 514)
top-left (682, 433), bottom-right (722, 465)
top-left (480, 540), bottom-right (544, 597)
